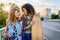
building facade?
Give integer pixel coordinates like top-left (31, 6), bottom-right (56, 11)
top-left (58, 10), bottom-right (60, 18)
top-left (45, 8), bottom-right (51, 19)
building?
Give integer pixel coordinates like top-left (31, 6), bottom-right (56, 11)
top-left (45, 8), bottom-right (51, 19)
top-left (58, 10), bottom-right (60, 18)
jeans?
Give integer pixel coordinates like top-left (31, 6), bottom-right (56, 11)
top-left (22, 33), bottom-right (31, 40)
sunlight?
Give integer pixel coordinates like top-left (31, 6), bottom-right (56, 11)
top-left (2, 5), bottom-right (10, 12)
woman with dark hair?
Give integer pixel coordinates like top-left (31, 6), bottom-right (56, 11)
top-left (21, 3), bottom-right (43, 40)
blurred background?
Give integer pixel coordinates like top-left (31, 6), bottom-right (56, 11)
top-left (0, 0), bottom-right (60, 40)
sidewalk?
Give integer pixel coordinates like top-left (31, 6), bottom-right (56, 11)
top-left (44, 19), bottom-right (60, 22)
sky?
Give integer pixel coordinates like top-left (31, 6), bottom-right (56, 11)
top-left (0, 0), bottom-right (60, 13)
top-left (0, 0), bottom-right (60, 6)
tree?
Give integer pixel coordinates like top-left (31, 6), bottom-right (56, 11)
top-left (51, 13), bottom-right (59, 19)
top-left (0, 3), bottom-right (4, 14)
top-left (0, 3), bottom-right (7, 28)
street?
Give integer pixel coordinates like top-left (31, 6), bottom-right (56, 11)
top-left (0, 21), bottom-right (60, 40)
top-left (42, 21), bottom-right (60, 40)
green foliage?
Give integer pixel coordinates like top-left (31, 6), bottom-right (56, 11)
top-left (51, 13), bottom-right (59, 19)
top-left (0, 11), bottom-right (7, 28)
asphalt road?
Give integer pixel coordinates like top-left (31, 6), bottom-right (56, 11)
top-left (42, 21), bottom-right (60, 40)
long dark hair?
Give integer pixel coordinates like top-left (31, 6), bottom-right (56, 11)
top-left (22, 3), bottom-right (35, 15)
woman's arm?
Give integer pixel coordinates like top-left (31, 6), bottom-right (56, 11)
top-left (5, 19), bottom-right (9, 32)
top-left (32, 14), bottom-right (43, 40)
top-left (3, 19), bottom-right (9, 38)
top-left (26, 21), bottom-right (34, 30)
top-left (26, 24), bottom-right (31, 30)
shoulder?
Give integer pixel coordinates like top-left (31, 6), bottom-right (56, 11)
top-left (32, 13), bottom-right (40, 21)
top-left (34, 13), bottom-right (40, 17)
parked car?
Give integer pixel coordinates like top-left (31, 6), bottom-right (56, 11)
top-left (41, 16), bottom-right (45, 21)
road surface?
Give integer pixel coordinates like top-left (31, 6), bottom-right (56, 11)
top-left (42, 21), bottom-right (60, 40)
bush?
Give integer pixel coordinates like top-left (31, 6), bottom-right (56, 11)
top-left (51, 13), bottom-right (59, 19)
top-left (0, 11), bottom-right (7, 28)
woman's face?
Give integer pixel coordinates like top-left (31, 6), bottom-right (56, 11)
top-left (15, 10), bottom-right (19, 18)
top-left (22, 8), bottom-right (27, 16)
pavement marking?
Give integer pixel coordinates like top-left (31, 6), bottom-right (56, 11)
top-left (43, 25), bottom-right (60, 32)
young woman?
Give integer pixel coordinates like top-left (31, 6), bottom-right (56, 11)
top-left (3, 8), bottom-right (22, 40)
top-left (21, 3), bottom-right (43, 40)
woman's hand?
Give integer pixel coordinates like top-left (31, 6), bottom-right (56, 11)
top-left (30, 21), bottom-right (35, 26)
top-left (18, 16), bottom-right (21, 19)
top-left (3, 31), bottom-right (8, 38)
top-left (17, 16), bottom-right (21, 22)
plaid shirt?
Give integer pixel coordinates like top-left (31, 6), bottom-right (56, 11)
top-left (21, 16), bottom-right (27, 35)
